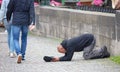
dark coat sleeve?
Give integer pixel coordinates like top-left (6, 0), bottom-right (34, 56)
top-left (29, 0), bottom-right (35, 25)
top-left (6, 0), bottom-right (14, 21)
top-left (59, 47), bottom-right (74, 61)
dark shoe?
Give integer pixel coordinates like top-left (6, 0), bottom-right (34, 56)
top-left (43, 56), bottom-right (53, 62)
top-left (101, 46), bottom-right (110, 58)
top-left (22, 56), bottom-right (25, 61)
top-left (17, 54), bottom-right (22, 64)
top-left (22, 58), bottom-right (25, 61)
top-left (104, 51), bottom-right (110, 58)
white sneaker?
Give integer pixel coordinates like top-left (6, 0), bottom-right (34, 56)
top-left (10, 53), bottom-right (16, 58)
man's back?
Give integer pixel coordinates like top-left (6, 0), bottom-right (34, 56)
top-left (66, 34), bottom-right (94, 51)
top-left (7, 0), bottom-right (35, 25)
top-left (13, 0), bottom-right (31, 12)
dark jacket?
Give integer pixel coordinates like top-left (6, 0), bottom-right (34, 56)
top-left (60, 34), bottom-right (94, 61)
top-left (6, 0), bottom-right (35, 25)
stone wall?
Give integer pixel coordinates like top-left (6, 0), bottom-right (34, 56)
top-left (34, 6), bottom-right (120, 56)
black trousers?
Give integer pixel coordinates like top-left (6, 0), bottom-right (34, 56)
top-left (83, 38), bottom-right (104, 60)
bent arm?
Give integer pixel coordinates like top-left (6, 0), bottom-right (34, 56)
top-left (52, 49), bottom-right (74, 62)
top-left (29, 0), bottom-right (35, 25)
top-left (0, 0), bottom-right (6, 20)
top-left (6, 0), bottom-right (14, 21)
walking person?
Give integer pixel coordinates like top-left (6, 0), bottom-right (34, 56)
top-left (6, 0), bottom-right (35, 63)
top-left (43, 34), bottom-right (110, 62)
top-left (0, 0), bottom-right (15, 58)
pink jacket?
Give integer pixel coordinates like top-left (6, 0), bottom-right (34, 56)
top-left (0, 0), bottom-right (2, 5)
top-left (50, 0), bottom-right (62, 6)
top-left (92, 0), bottom-right (103, 6)
top-left (76, 1), bottom-right (82, 6)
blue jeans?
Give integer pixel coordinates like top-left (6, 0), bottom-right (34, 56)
top-left (11, 25), bottom-right (28, 59)
top-left (3, 19), bottom-right (15, 53)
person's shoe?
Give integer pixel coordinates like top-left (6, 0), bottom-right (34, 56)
top-left (101, 46), bottom-right (110, 58)
top-left (10, 53), bottom-right (16, 58)
top-left (43, 56), bottom-right (53, 62)
top-left (22, 58), bottom-right (25, 61)
top-left (17, 54), bottom-right (22, 64)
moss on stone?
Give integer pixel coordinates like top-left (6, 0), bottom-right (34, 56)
top-left (110, 56), bottom-right (120, 64)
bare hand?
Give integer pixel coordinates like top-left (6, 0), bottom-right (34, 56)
top-left (29, 24), bottom-right (35, 31)
top-left (52, 57), bottom-right (59, 62)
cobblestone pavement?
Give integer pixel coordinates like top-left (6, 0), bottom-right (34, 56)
top-left (0, 32), bottom-right (120, 72)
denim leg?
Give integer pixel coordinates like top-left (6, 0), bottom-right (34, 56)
top-left (7, 26), bottom-right (11, 49)
top-left (11, 25), bottom-right (21, 55)
top-left (3, 19), bottom-right (15, 53)
top-left (21, 25), bottom-right (28, 58)
top-left (3, 19), bottom-right (10, 48)
top-left (9, 27), bottom-right (15, 53)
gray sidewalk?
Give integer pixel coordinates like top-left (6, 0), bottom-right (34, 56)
top-left (0, 32), bottom-right (120, 72)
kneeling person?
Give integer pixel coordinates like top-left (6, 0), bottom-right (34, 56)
top-left (43, 34), bottom-right (110, 62)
